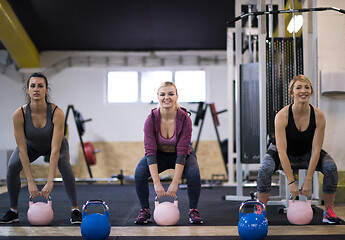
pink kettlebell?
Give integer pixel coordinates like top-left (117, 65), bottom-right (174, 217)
top-left (287, 197), bottom-right (313, 225)
top-left (27, 195), bottom-right (54, 225)
top-left (154, 195), bottom-right (180, 226)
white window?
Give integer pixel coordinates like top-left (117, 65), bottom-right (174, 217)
top-left (175, 70), bottom-right (206, 102)
top-left (141, 71), bottom-right (173, 103)
top-left (107, 69), bottom-right (206, 103)
top-left (107, 71), bottom-right (138, 103)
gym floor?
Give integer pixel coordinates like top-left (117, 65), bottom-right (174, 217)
top-left (0, 183), bottom-right (345, 239)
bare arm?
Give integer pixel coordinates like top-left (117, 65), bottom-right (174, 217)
top-left (13, 107), bottom-right (40, 199)
top-left (148, 161), bottom-right (185, 198)
top-left (301, 107), bottom-right (325, 196)
top-left (275, 108), bottom-right (294, 182)
top-left (275, 107), bottom-right (299, 198)
top-left (149, 164), bottom-right (166, 198)
top-left (41, 106), bottom-right (65, 198)
top-left (166, 164), bottom-right (184, 197)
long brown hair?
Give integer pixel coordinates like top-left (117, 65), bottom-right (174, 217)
top-left (25, 72), bottom-right (51, 103)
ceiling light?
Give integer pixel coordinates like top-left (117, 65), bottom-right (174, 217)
top-left (287, 15), bottom-right (303, 33)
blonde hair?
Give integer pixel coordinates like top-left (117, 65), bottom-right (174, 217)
top-left (157, 81), bottom-right (181, 108)
top-left (288, 75), bottom-right (314, 96)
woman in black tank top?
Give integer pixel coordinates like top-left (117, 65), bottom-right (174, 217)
top-left (257, 75), bottom-right (341, 224)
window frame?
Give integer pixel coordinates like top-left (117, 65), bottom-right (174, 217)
top-left (106, 67), bottom-right (207, 105)
top-left (106, 70), bottom-right (139, 103)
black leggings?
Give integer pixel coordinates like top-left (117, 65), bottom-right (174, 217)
top-left (134, 151), bottom-right (201, 209)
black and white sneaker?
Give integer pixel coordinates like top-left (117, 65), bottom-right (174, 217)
top-left (1, 209), bottom-right (19, 223)
top-left (70, 209), bottom-right (82, 224)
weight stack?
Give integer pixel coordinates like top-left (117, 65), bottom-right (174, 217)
top-left (266, 37), bottom-right (303, 144)
top-left (239, 62), bottom-right (260, 164)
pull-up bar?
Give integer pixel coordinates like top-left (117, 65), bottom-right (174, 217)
top-left (227, 6), bottom-right (345, 25)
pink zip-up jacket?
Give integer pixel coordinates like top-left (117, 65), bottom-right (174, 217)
top-left (144, 107), bottom-right (193, 165)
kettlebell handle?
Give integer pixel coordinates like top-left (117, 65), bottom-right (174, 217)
top-left (29, 195), bottom-right (52, 202)
top-left (82, 199), bottom-right (109, 213)
top-left (155, 195), bottom-right (178, 208)
top-left (239, 199), bottom-right (266, 215)
top-left (289, 189), bottom-right (313, 201)
top-left (155, 195), bottom-right (178, 202)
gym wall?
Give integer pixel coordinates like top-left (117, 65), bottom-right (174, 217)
top-left (1, 55), bottom-right (229, 180)
top-left (317, 0), bottom-right (345, 171)
top-left (0, 75), bottom-right (24, 149)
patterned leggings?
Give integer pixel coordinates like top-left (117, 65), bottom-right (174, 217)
top-left (257, 144), bottom-right (338, 194)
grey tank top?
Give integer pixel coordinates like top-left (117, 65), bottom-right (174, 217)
top-left (22, 103), bottom-right (57, 156)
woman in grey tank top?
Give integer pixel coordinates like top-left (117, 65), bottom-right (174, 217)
top-left (1, 72), bottom-right (82, 224)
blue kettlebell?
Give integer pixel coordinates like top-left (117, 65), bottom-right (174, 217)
top-left (80, 200), bottom-right (111, 240)
top-left (238, 199), bottom-right (268, 240)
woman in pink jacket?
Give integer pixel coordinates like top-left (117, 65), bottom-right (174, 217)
top-left (134, 81), bottom-right (203, 225)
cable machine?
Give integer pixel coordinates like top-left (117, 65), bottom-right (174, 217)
top-left (224, 1), bottom-right (345, 202)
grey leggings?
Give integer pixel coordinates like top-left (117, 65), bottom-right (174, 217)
top-left (257, 144), bottom-right (338, 194)
top-left (7, 138), bottom-right (78, 208)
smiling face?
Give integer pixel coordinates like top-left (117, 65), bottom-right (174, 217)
top-left (27, 77), bottom-right (48, 102)
top-left (157, 85), bottom-right (178, 109)
top-left (289, 75), bottom-right (314, 103)
top-left (291, 80), bottom-right (312, 103)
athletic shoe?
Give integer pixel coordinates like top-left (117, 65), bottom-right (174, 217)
top-left (70, 209), bottom-right (82, 224)
top-left (189, 209), bottom-right (204, 224)
top-left (1, 209), bottom-right (19, 223)
top-left (135, 209), bottom-right (151, 224)
top-left (323, 205), bottom-right (342, 224)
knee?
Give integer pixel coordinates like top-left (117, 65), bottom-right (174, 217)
top-left (57, 156), bottom-right (73, 174)
top-left (257, 165), bottom-right (275, 193)
top-left (134, 164), bottom-right (149, 181)
top-left (258, 163), bottom-right (275, 179)
top-left (7, 161), bottom-right (22, 177)
top-left (322, 159), bottom-right (338, 179)
top-left (322, 161), bottom-right (338, 194)
top-left (184, 163), bottom-right (200, 180)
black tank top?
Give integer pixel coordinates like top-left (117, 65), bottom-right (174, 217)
top-left (285, 104), bottom-right (316, 156)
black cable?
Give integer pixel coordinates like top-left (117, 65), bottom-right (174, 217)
top-left (227, 6), bottom-right (345, 25)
